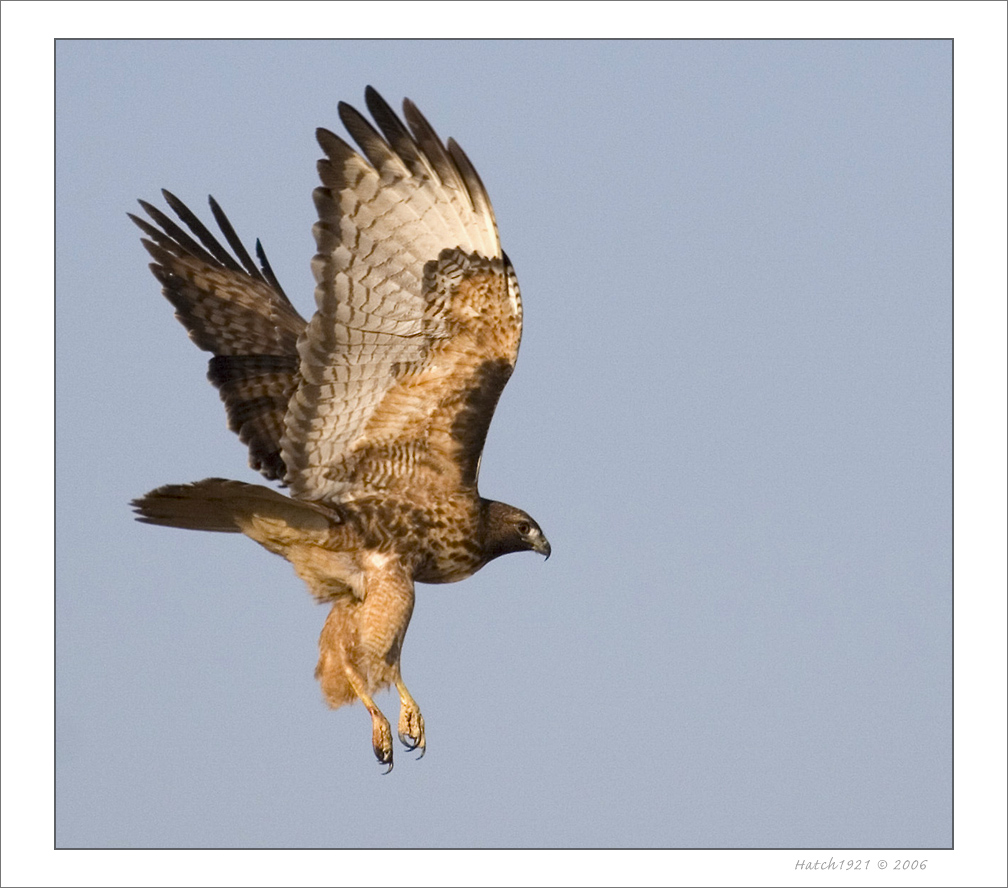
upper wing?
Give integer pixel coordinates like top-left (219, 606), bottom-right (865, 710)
top-left (131, 192), bottom-right (307, 481)
top-left (282, 87), bottom-right (523, 502)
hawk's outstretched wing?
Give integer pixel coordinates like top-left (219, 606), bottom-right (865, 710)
top-left (130, 192), bottom-right (306, 481)
top-left (281, 87), bottom-right (523, 502)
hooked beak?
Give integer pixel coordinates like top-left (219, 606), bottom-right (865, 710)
top-left (534, 533), bottom-right (551, 561)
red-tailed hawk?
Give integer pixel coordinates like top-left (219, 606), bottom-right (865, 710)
top-left (131, 87), bottom-right (550, 771)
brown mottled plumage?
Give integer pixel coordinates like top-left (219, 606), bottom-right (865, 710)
top-left (130, 88), bottom-right (549, 771)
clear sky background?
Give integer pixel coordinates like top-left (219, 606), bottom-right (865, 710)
top-left (0, 7), bottom-right (995, 878)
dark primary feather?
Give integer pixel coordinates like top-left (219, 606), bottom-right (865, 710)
top-left (364, 86), bottom-right (438, 181)
top-left (161, 189), bottom-right (245, 274)
top-left (447, 137), bottom-right (498, 232)
top-left (337, 100), bottom-right (410, 178)
top-left (402, 98), bottom-right (469, 199)
top-left (255, 238), bottom-right (290, 303)
top-left (132, 201), bottom-right (220, 268)
top-left (208, 195), bottom-right (268, 282)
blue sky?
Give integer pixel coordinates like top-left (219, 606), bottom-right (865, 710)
top-left (3, 5), bottom-right (1007, 885)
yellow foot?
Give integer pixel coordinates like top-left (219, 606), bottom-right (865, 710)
top-left (398, 701), bottom-right (426, 758)
top-left (371, 712), bottom-right (394, 773)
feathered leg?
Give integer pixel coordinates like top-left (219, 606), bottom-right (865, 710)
top-left (316, 565), bottom-right (417, 772)
top-left (316, 601), bottom-right (395, 772)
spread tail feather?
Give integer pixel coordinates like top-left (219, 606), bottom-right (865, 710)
top-left (131, 478), bottom-right (336, 533)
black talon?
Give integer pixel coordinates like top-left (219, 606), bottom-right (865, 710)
top-left (374, 746), bottom-right (394, 773)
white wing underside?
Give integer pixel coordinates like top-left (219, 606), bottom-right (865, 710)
top-left (279, 91), bottom-right (508, 503)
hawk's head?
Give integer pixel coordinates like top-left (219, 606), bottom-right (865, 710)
top-left (481, 500), bottom-right (551, 562)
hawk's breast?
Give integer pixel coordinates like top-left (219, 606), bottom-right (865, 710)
top-left (340, 494), bottom-right (486, 584)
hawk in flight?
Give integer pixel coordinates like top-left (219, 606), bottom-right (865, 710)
top-left (131, 87), bottom-right (550, 771)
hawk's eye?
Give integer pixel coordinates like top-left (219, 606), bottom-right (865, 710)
top-left (517, 521), bottom-right (531, 536)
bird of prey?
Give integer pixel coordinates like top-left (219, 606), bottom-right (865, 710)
top-left (130, 87), bottom-right (550, 771)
